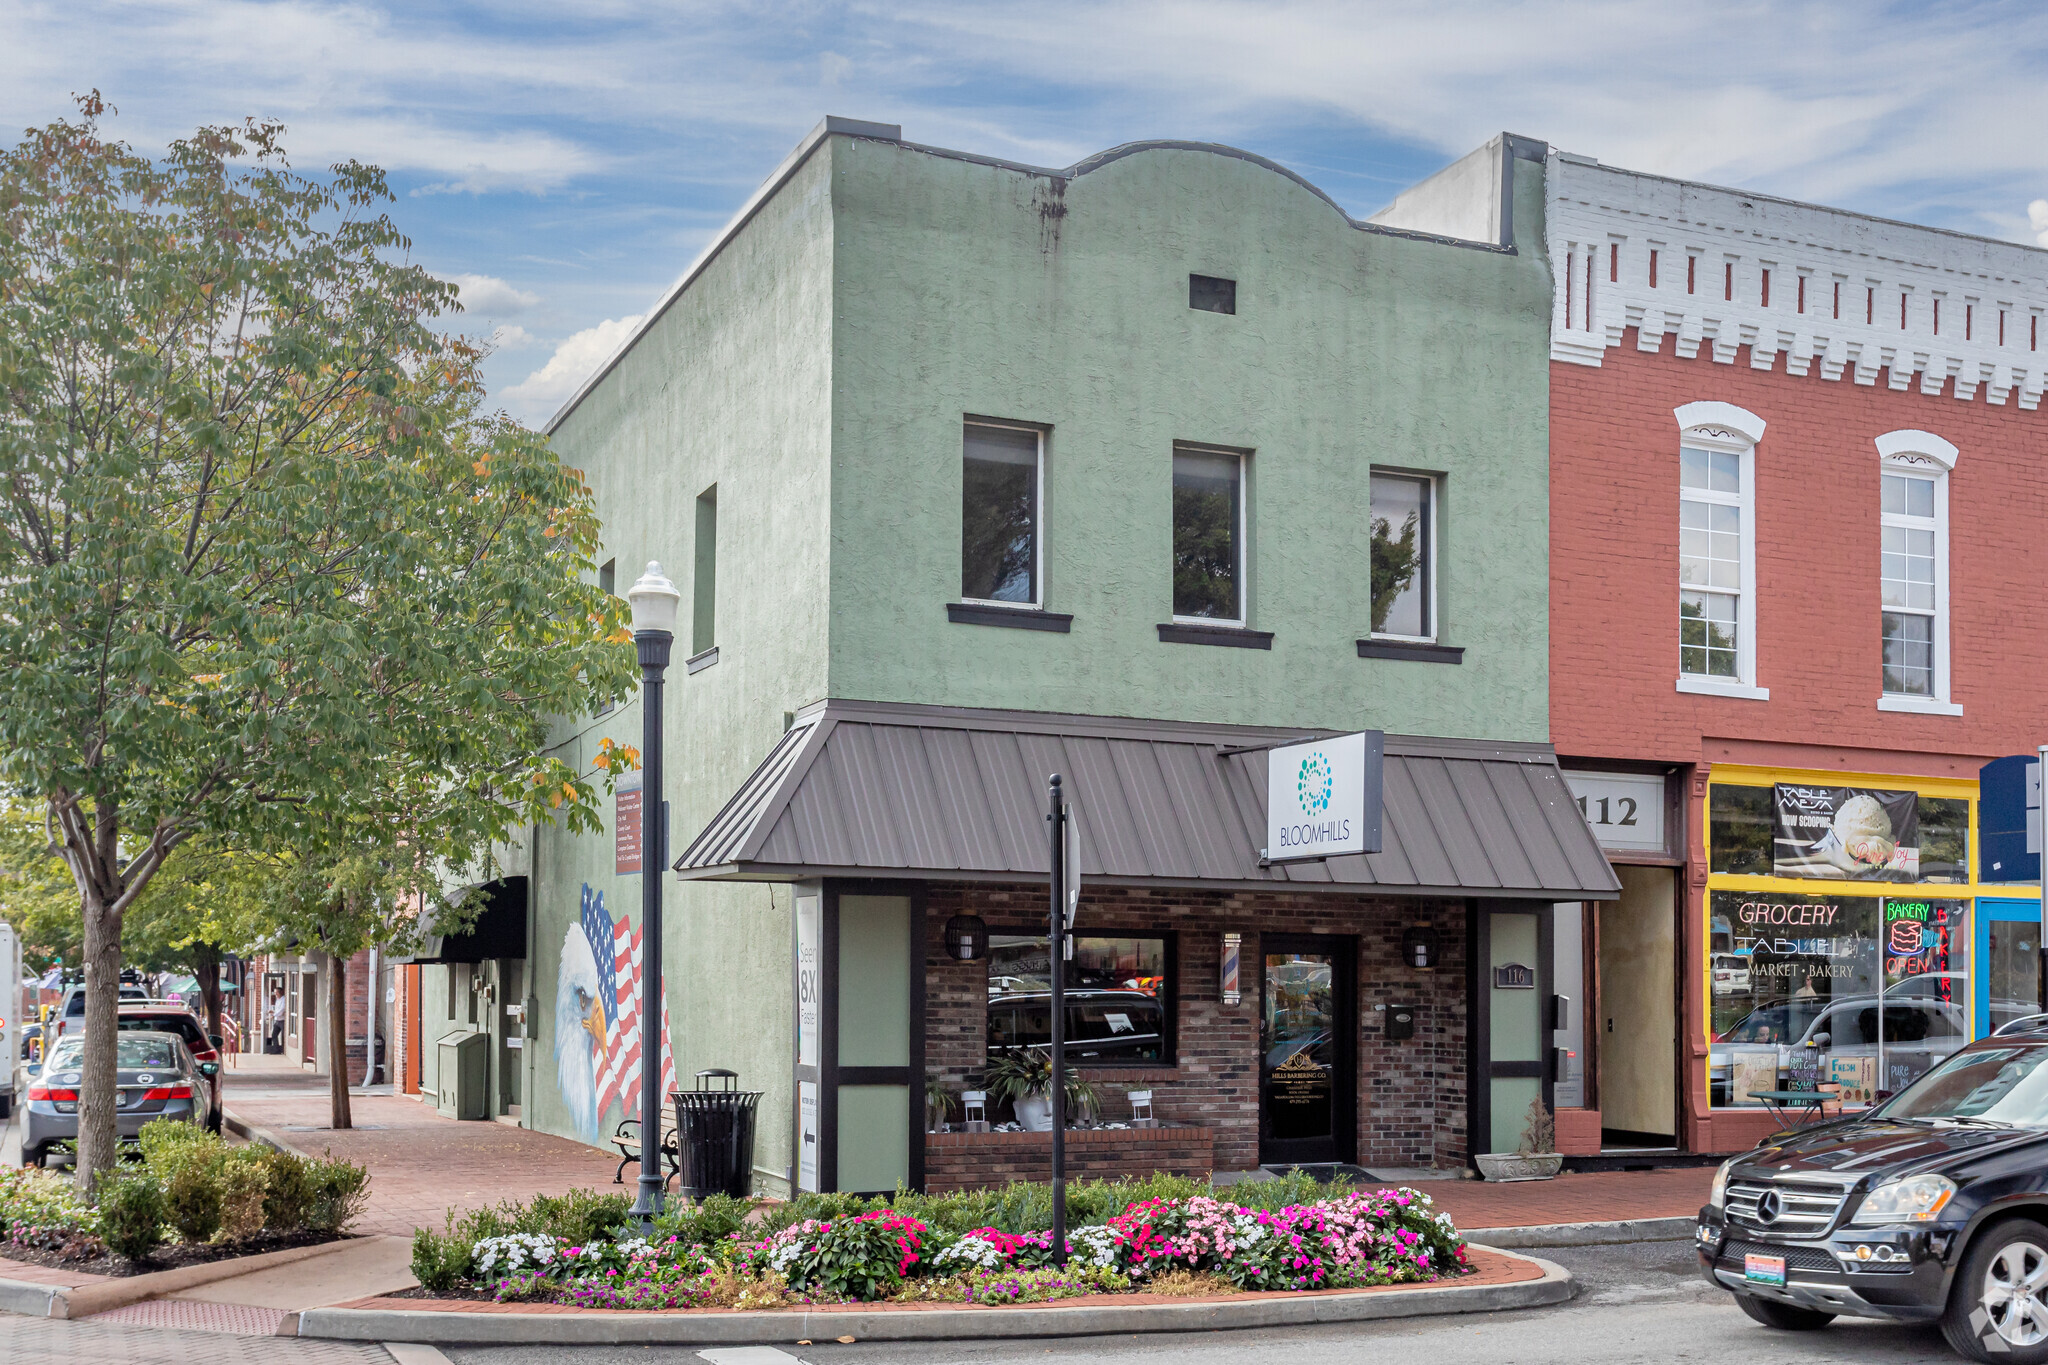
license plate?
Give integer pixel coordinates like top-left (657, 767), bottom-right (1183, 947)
top-left (1744, 1253), bottom-right (1787, 1287)
top-left (117, 1090), bottom-right (135, 1107)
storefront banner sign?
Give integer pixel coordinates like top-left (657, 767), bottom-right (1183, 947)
top-left (797, 1081), bottom-right (819, 1192)
top-left (1265, 731), bottom-right (1382, 863)
top-left (614, 772), bottom-right (643, 876)
top-left (1772, 785), bottom-right (1920, 881)
top-left (796, 895), bottom-right (820, 1069)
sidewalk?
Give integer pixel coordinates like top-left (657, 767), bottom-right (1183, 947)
top-left (1415, 1167), bottom-right (1713, 1232)
top-left (222, 1057), bottom-right (626, 1238)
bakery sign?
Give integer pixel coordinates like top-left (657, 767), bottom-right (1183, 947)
top-left (1265, 732), bottom-right (1383, 863)
top-left (1772, 785), bottom-right (1919, 882)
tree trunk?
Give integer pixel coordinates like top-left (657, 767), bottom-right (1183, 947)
top-left (76, 888), bottom-right (123, 1192)
top-left (326, 949), bottom-right (352, 1130)
top-left (192, 940), bottom-right (224, 1045)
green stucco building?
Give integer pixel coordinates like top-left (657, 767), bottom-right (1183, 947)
top-left (407, 123), bottom-right (1615, 1190)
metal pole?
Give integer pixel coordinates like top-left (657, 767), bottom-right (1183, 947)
top-left (2038, 746), bottom-right (2047, 1025)
top-left (630, 626), bottom-right (673, 1230)
top-left (1048, 773), bottom-right (1067, 1267)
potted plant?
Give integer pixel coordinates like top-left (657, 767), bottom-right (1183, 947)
top-left (983, 1048), bottom-right (1096, 1132)
top-left (1475, 1098), bottom-right (1565, 1182)
top-left (924, 1077), bottom-right (953, 1133)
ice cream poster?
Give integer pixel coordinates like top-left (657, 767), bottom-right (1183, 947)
top-left (1772, 786), bottom-right (1920, 881)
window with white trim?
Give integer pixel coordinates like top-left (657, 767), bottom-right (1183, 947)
top-left (961, 420), bottom-right (1044, 606)
top-left (1672, 403), bottom-right (1765, 697)
top-left (1369, 470), bottom-right (1436, 642)
top-left (1873, 429), bottom-right (1958, 710)
top-left (1171, 444), bottom-right (1246, 624)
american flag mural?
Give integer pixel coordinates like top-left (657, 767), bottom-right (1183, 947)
top-left (580, 885), bottom-right (676, 1121)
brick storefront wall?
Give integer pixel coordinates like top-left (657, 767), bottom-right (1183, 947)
top-left (925, 1126), bottom-right (1215, 1193)
top-left (923, 883), bottom-right (1470, 1172)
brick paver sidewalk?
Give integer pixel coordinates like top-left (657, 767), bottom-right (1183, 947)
top-left (223, 1063), bottom-right (625, 1237)
top-left (1418, 1166), bottom-right (1712, 1231)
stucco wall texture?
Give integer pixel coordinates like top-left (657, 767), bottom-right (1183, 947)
top-left (1550, 337), bottom-right (2048, 767)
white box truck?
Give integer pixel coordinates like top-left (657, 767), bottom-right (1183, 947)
top-left (0, 922), bottom-right (18, 1119)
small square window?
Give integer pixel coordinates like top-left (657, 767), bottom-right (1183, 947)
top-left (1189, 274), bottom-right (1236, 315)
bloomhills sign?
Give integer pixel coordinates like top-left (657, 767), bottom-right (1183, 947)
top-left (1265, 732), bottom-right (1383, 863)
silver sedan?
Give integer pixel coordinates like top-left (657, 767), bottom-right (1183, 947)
top-left (22, 1030), bottom-right (216, 1166)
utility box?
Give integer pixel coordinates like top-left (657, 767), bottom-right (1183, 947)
top-left (436, 1029), bottom-right (489, 1120)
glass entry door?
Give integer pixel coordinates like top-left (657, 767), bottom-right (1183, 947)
top-left (1979, 900), bottom-right (2044, 1036)
top-left (1259, 936), bottom-right (1356, 1166)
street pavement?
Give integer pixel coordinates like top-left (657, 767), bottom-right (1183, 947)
top-left (439, 1241), bottom-right (1959, 1365)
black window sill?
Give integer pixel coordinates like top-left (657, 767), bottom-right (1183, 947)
top-left (1157, 622), bottom-right (1273, 649)
top-left (686, 646), bottom-right (720, 674)
top-left (1356, 639), bottom-right (1463, 664)
top-left (947, 602), bottom-right (1073, 633)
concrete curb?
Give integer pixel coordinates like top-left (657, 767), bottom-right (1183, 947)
top-left (1463, 1217), bottom-right (1696, 1248)
top-left (296, 1247), bottom-right (1570, 1344)
top-left (222, 1106), bottom-right (303, 1158)
top-left (0, 1235), bottom-right (360, 1320)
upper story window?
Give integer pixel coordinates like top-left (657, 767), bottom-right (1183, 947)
top-left (1369, 470), bottom-right (1435, 641)
top-left (1874, 430), bottom-right (1960, 715)
top-left (1673, 402), bottom-right (1767, 700)
top-left (1171, 444), bottom-right (1245, 624)
top-left (961, 421), bottom-right (1043, 607)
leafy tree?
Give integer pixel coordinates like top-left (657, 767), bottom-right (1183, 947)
top-left (0, 98), bottom-right (636, 1186)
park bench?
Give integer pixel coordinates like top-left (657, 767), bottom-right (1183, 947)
top-left (611, 1105), bottom-right (681, 1188)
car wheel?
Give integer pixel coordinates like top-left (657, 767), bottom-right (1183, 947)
top-left (1734, 1292), bottom-right (1836, 1331)
top-left (1944, 1219), bottom-right (2048, 1363)
top-left (206, 1107), bottom-right (223, 1134)
top-left (19, 1144), bottom-right (43, 1168)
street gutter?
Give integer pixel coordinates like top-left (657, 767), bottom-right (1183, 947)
top-left (1462, 1217), bottom-right (1697, 1247)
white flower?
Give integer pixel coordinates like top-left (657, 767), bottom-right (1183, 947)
top-left (1068, 1225), bottom-right (1122, 1269)
top-left (472, 1233), bottom-right (561, 1279)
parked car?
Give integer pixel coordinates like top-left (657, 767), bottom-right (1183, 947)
top-left (987, 989), bottom-right (1166, 1063)
top-left (116, 1002), bottom-right (224, 1131)
top-left (1710, 995), bottom-right (1968, 1104)
top-left (21, 1030), bottom-right (215, 1168)
top-left (46, 983), bottom-right (151, 1046)
top-left (1698, 1026), bottom-right (2048, 1361)
top-left (1711, 953), bottom-right (1752, 997)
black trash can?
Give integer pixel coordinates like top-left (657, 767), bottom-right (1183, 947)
top-left (673, 1068), bottom-right (762, 1199)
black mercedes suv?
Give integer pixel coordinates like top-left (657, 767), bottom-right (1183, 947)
top-left (1699, 1029), bottom-right (2048, 1361)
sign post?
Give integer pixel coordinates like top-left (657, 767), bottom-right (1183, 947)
top-left (1047, 773), bottom-right (1068, 1267)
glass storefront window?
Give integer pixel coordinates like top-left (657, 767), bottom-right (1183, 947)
top-left (987, 935), bottom-right (1169, 1065)
top-left (1709, 784), bottom-right (1774, 875)
top-left (1919, 798), bottom-right (1969, 882)
top-left (1709, 890), bottom-right (1969, 1107)
top-left (1711, 784), bottom-right (1970, 885)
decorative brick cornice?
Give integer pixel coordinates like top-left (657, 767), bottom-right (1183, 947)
top-left (1547, 152), bottom-right (2048, 409)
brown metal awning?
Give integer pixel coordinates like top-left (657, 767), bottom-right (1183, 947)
top-left (674, 700), bottom-right (1619, 900)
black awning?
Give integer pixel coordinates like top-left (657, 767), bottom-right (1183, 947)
top-left (398, 877), bottom-right (529, 963)
top-left (674, 701), bottom-right (1620, 901)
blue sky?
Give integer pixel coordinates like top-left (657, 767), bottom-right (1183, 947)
top-left (8, 1), bottom-right (2048, 425)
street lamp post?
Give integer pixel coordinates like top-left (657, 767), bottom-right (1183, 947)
top-left (627, 562), bottom-right (681, 1231)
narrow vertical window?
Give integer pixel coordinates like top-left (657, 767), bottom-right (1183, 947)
top-left (1724, 262), bottom-right (1733, 302)
top-left (1649, 250), bottom-right (1659, 288)
top-left (1798, 275), bottom-right (1806, 313)
top-left (1761, 270), bottom-right (1771, 308)
top-left (1966, 304), bottom-right (1973, 341)
top-left (1868, 288), bottom-right (1875, 324)
top-left (1565, 249), bottom-right (1575, 329)
top-left (1610, 242), bottom-right (1618, 282)
top-left (1933, 299), bottom-right (1941, 334)
top-left (1171, 446), bottom-right (1244, 623)
top-left (1880, 471), bottom-right (1937, 698)
top-left (1834, 281), bottom-right (1841, 319)
top-left (598, 558), bottom-right (616, 597)
top-left (692, 486), bottom-right (718, 657)
top-left (2001, 310), bottom-right (2007, 346)
top-left (1901, 293), bottom-right (1908, 329)
top-left (961, 421), bottom-right (1043, 606)
top-left (1680, 445), bottom-right (1744, 680)
top-left (1369, 471), bottom-right (1435, 642)
top-left (1586, 252), bottom-right (1596, 330)
top-left (1688, 255), bottom-right (1697, 294)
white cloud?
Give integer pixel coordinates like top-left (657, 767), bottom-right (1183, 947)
top-left (439, 273), bottom-right (541, 316)
top-left (2031, 200), bottom-right (2048, 248)
top-left (502, 316), bottom-right (645, 419)
top-left (487, 324), bottom-right (539, 351)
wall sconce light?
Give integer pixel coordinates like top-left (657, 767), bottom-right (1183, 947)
top-left (1402, 925), bottom-right (1440, 971)
top-left (1221, 932), bottom-right (1242, 1005)
top-left (943, 913), bottom-right (989, 961)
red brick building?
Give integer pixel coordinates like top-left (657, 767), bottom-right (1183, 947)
top-left (1536, 150), bottom-right (2048, 1155)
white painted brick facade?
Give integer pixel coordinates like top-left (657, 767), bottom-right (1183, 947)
top-left (1547, 151), bottom-right (2048, 409)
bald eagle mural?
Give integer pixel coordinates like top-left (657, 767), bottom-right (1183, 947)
top-left (554, 885), bottom-right (674, 1145)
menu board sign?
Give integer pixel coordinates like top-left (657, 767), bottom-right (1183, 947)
top-left (1772, 785), bottom-right (1919, 881)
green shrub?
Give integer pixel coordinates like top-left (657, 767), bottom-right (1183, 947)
top-left (523, 1188), bottom-right (629, 1244)
top-left (258, 1149), bottom-right (317, 1232)
top-left (305, 1154), bottom-right (371, 1234)
top-left (94, 1169), bottom-right (164, 1261)
top-left (650, 1192), bottom-right (752, 1248)
top-left (411, 1219), bottom-right (473, 1292)
top-left (163, 1155), bottom-right (225, 1243)
top-left (136, 1117), bottom-right (211, 1170)
top-left (217, 1149), bottom-right (270, 1242)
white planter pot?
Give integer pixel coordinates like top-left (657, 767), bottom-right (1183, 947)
top-left (1475, 1152), bottom-right (1564, 1182)
top-left (1014, 1092), bottom-right (1054, 1131)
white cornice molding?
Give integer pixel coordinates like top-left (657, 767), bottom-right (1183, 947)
top-left (1674, 401), bottom-right (1766, 445)
top-left (1547, 153), bottom-right (2048, 410)
top-left (1873, 429), bottom-right (1960, 469)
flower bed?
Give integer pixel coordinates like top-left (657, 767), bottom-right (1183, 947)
top-left (0, 1121), bottom-right (369, 1276)
top-left (407, 1172), bottom-right (1469, 1310)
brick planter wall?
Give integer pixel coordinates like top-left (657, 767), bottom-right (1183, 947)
top-left (924, 883), bottom-right (1470, 1173)
top-left (925, 1126), bottom-right (1214, 1193)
